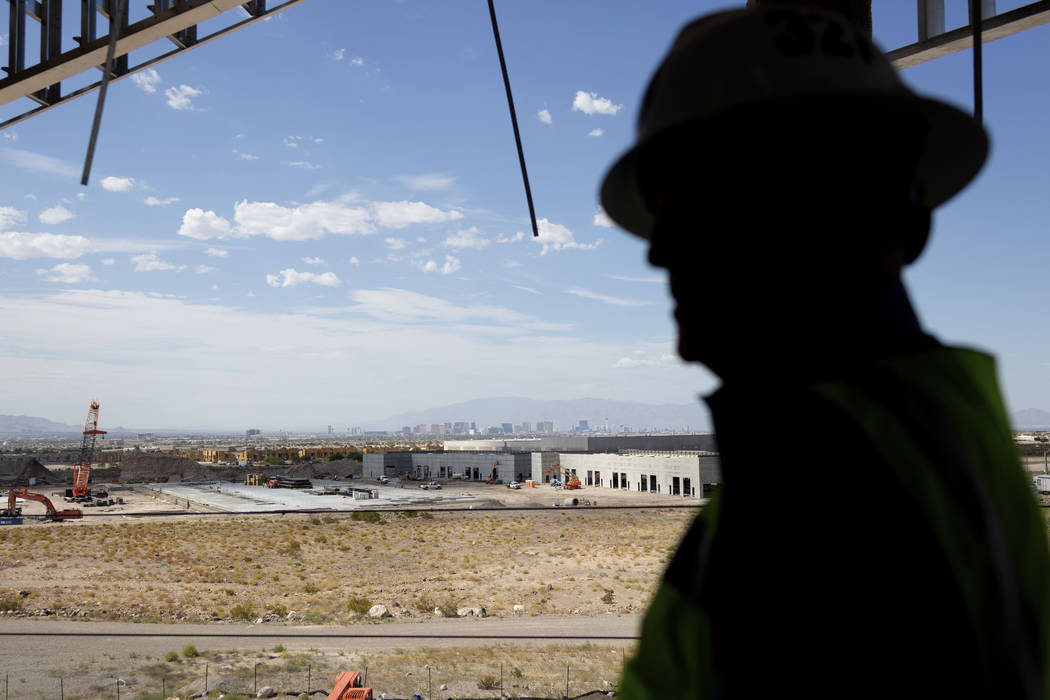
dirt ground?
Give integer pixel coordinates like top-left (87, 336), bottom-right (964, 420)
top-left (0, 505), bottom-right (693, 625)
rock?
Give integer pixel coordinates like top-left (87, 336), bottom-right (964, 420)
top-left (221, 664), bottom-right (233, 671)
top-left (439, 684), bottom-right (448, 691)
top-left (254, 617), bottom-right (264, 625)
top-left (433, 607), bottom-right (444, 617)
top-left (256, 687), bottom-right (277, 698)
top-left (456, 607), bottom-right (473, 618)
top-left (368, 604), bottom-right (390, 618)
top-left (473, 606), bottom-right (487, 618)
top-left (286, 610), bottom-right (297, 621)
top-left (513, 604), bottom-right (525, 614)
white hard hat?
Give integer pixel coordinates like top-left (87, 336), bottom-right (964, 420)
top-left (600, 6), bottom-right (988, 239)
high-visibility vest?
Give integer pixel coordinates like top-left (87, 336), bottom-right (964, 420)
top-left (620, 348), bottom-right (1050, 699)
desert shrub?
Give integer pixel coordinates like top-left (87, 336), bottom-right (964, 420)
top-left (182, 644), bottom-right (199, 658)
top-left (345, 596), bottom-right (372, 615)
top-left (510, 666), bottom-right (523, 679)
top-left (350, 511), bottom-right (382, 524)
top-left (164, 651), bottom-right (180, 663)
top-left (419, 511), bottom-right (434, 520)
top-left (0, 593), bottom-right (22, 612)
top-left (415, 594), bottom-right (436, 614)
top-left (478, 675), bottom-right (500, 690)
top-left (601, 589), bottom-right (615, 604)
top-left (398, 510), bottom-right (417, 518)
top-left (267, 604), bottom-right (289, 618)
top-left (229, 603), bottom-right (256, 620)
top-left (272, 644), bottom-right (286, 653)
top-left (303, 583), bottom-right (318, 594)
top-left (438, 595), bottom-right (458, 618)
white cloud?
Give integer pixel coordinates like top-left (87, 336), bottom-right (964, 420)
top-left (236, 152), bottom-right (260, 160)
top-left (348, 256), bottom-right (360, 265)
top-left (534, 218), bottom-right (602, 255)
top-left (100, 176), bottom-right (134, 192)
top-left (302, 256), bottom-right (325, 265)
top-left (588, 128), bottom-right (604, 137)
top-left (196, 264), bottom-right (216, 274)
top-left (204, 247), bottom-right (229, 258)
top-left (538, 109), bottom-right (552, 125)
top-left (23, 193), bottom-right (36, 200)
top-left (131, 69), bottom-right (161, 94)
top-left (76, 192), bottom-right (87, 201)
top-left (566, 286), bottom-right (648, 307)
top-left (385, 237), bottom-right (406, 250)
top-left (420, 254), bottom-right (461, 275)
top-left (512, 285), bottom-right (541, 295)
top-left (2, 131), bottom-right (16, 142)
top-left (347, 288), bottom-right (529, 324)
top-left (444, 226), bottom-right (488, 249)
top-left (283, 135), bottom-right (303, 148)
top-left (178, 209), bottom-right (234, 240)
top-left (572, 91), bottom-right (622, 116)
top-left (373, 200), bottom-right (463, 228)
top-left (38, 205), bottom-right (75, 225)
top-left (0, 206), bottom-right (27, 230)
top-left (329, 48), bottom-right (346, 61)
top-left (265, 268), bottom-right (341, 288)
top-left (593, 207), bottom-right (615, 228)
top-left (351, 57), bottom-right (364, 66)
top-left (288, 161), bottom-right (321, 170)
top-left (144, 195), bottom-right (180, 207)
top-left (132, 253), bottom-right (183, 272)
top-left (35, 263), bottom-right (94, 283)
top-left (176, 197), bottom-right (463, 242)
top-left (607, 273), bottom-right (667, 283)
top-left (615, 353), bottom-right (677, 369)
top-left (2, 148), bottom-right (79, 178)
top-left (165, 84), bottom-right (202, 110)
top-left (393, 173), bottom-right (456, 191)
top-left (234, 200), bottom-right (373, 241)
top-left (100, 258), bottom-right (115, 265)
top-left (503, 259), bottom-right (522, 268)
top-left (497, 231), bottom-right (525, 244)
top-left (0, 232), bottom-right (90, 259)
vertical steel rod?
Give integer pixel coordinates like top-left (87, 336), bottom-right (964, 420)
top-left (970, 0), bottom-right (983, 123)
top-left (487, 0), bottom-right (539, 237)
top-left (81, 0), bottom-right (126, 185)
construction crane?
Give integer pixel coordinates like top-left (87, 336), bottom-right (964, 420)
top-left (544, 463), bottom-right (582, 490)
top-left (5, 488), bottom-right (82, 521)
top-left (72, 401), bottom-right (106, 500)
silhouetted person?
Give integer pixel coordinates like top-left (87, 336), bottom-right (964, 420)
top-left (600, 7), bottom-right (1050, 698)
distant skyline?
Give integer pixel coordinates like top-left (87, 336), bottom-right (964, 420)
top-left (2, 3), bottom-right (1050, 428)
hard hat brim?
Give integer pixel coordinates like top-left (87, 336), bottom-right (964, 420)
top-left (599, 94), bottom-right (989, 240)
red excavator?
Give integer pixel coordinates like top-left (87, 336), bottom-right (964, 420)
top-left (326, 671), bottom-right (373, 700)
top-left (4, 488), bottom-right (83, 522)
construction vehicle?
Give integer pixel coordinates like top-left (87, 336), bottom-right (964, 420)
top-left (4, 488), bottom-right (82, 522)
top-left (485, 460), bottom-right (501, 484)
top-left (72, 401), bottom-right (106, 501)
top-left (545, 463), bottom-right (582, 490)
top-left (326, 670), bottom-right (373, 700)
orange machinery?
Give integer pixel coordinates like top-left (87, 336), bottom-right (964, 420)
top-left (546, 463), bottom-right (582, 489)
top-left (326, 671), bottom-right (373, 700)
top-left (6, 488), bottom-right (82, 521)
top-left (72, 401), bottom-right (106, 499)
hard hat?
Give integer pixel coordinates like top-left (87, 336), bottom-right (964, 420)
top-left (599, 6), bottom-right (988, 239)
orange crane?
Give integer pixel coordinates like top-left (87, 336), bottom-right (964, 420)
top-left (5, 488), bottom-right (82, 521)
top-left (72, 401), bottom-right (106, 500)
top-left (326, 671), bottom-right (373, 700)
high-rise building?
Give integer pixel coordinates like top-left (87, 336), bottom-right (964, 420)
top-left (430, 423), bottom-right (444, 435)
top-left (401, 425), bottom-right (412, 434)
top-left (414, 424), bottom-right (427, 434)
top-left (577, 420), bottom-right (589, 432)
top-left (537, 420), bottom-right (554, 433)
top-left (328, 425), bottom-right (333, 434)
top-left (501, 422), bottom-right (514, 434)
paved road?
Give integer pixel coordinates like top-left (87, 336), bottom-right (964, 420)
top-left (0, 614), bottom-right (640, 676)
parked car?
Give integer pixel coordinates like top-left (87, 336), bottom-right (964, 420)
top-left (420, 481), bottom-right (442, 490)
top-left (377, 476), bottom-right (389, 484)
top-left (507, 482), bottom-right (522, 489)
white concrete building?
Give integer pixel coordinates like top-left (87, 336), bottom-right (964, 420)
top-left (555, 451), bottom-right (720, 497)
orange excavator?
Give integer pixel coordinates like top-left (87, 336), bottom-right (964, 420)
top-left (326, 671), bottom-right (373, 700)
top-left (5, 488), bottom-right (83, 521)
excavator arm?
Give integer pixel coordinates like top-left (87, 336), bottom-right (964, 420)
top-left (7, 488), bottom-right (82, 521)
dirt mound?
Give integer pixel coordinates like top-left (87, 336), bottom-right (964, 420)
top-left (321, 458), bottom-right (363, 478)
top-left (120, 450), bottom-right (240, 483)
top-left (0, 456), bottom-right (61, 485)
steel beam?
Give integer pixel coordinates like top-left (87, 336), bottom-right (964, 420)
top-left (0, 0), bottom-right (308, 128)
top-left (891, 0), bottom-right (1049, 68)
top-left (242, 0), bottom-right (265, 16)
top-left (0, 0), bottom-right (263, 106)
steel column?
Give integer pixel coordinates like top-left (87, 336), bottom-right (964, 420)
top-left (242, 0), bottom-right (265, 16)
top-left (102, 0), bottom-right (129, 74)
top-left (35, 0), bottom-right (62, 103)
top-left (78, 0), bottom-right (97, 45)
top-left (918, 0), bottom-right (944, 40)
top-left (6, 0), bottom-right (27, 78)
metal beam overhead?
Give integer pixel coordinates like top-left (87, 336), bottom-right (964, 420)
top-left (0, 0), bottom-right (307, 130)
top-left (0, 0), bottom-right (307, 111)
top-left (891, 0), bottom-right (1050, 69)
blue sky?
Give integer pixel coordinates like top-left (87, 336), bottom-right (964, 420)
top-left (0, 1), bottom-right (1048, 430)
